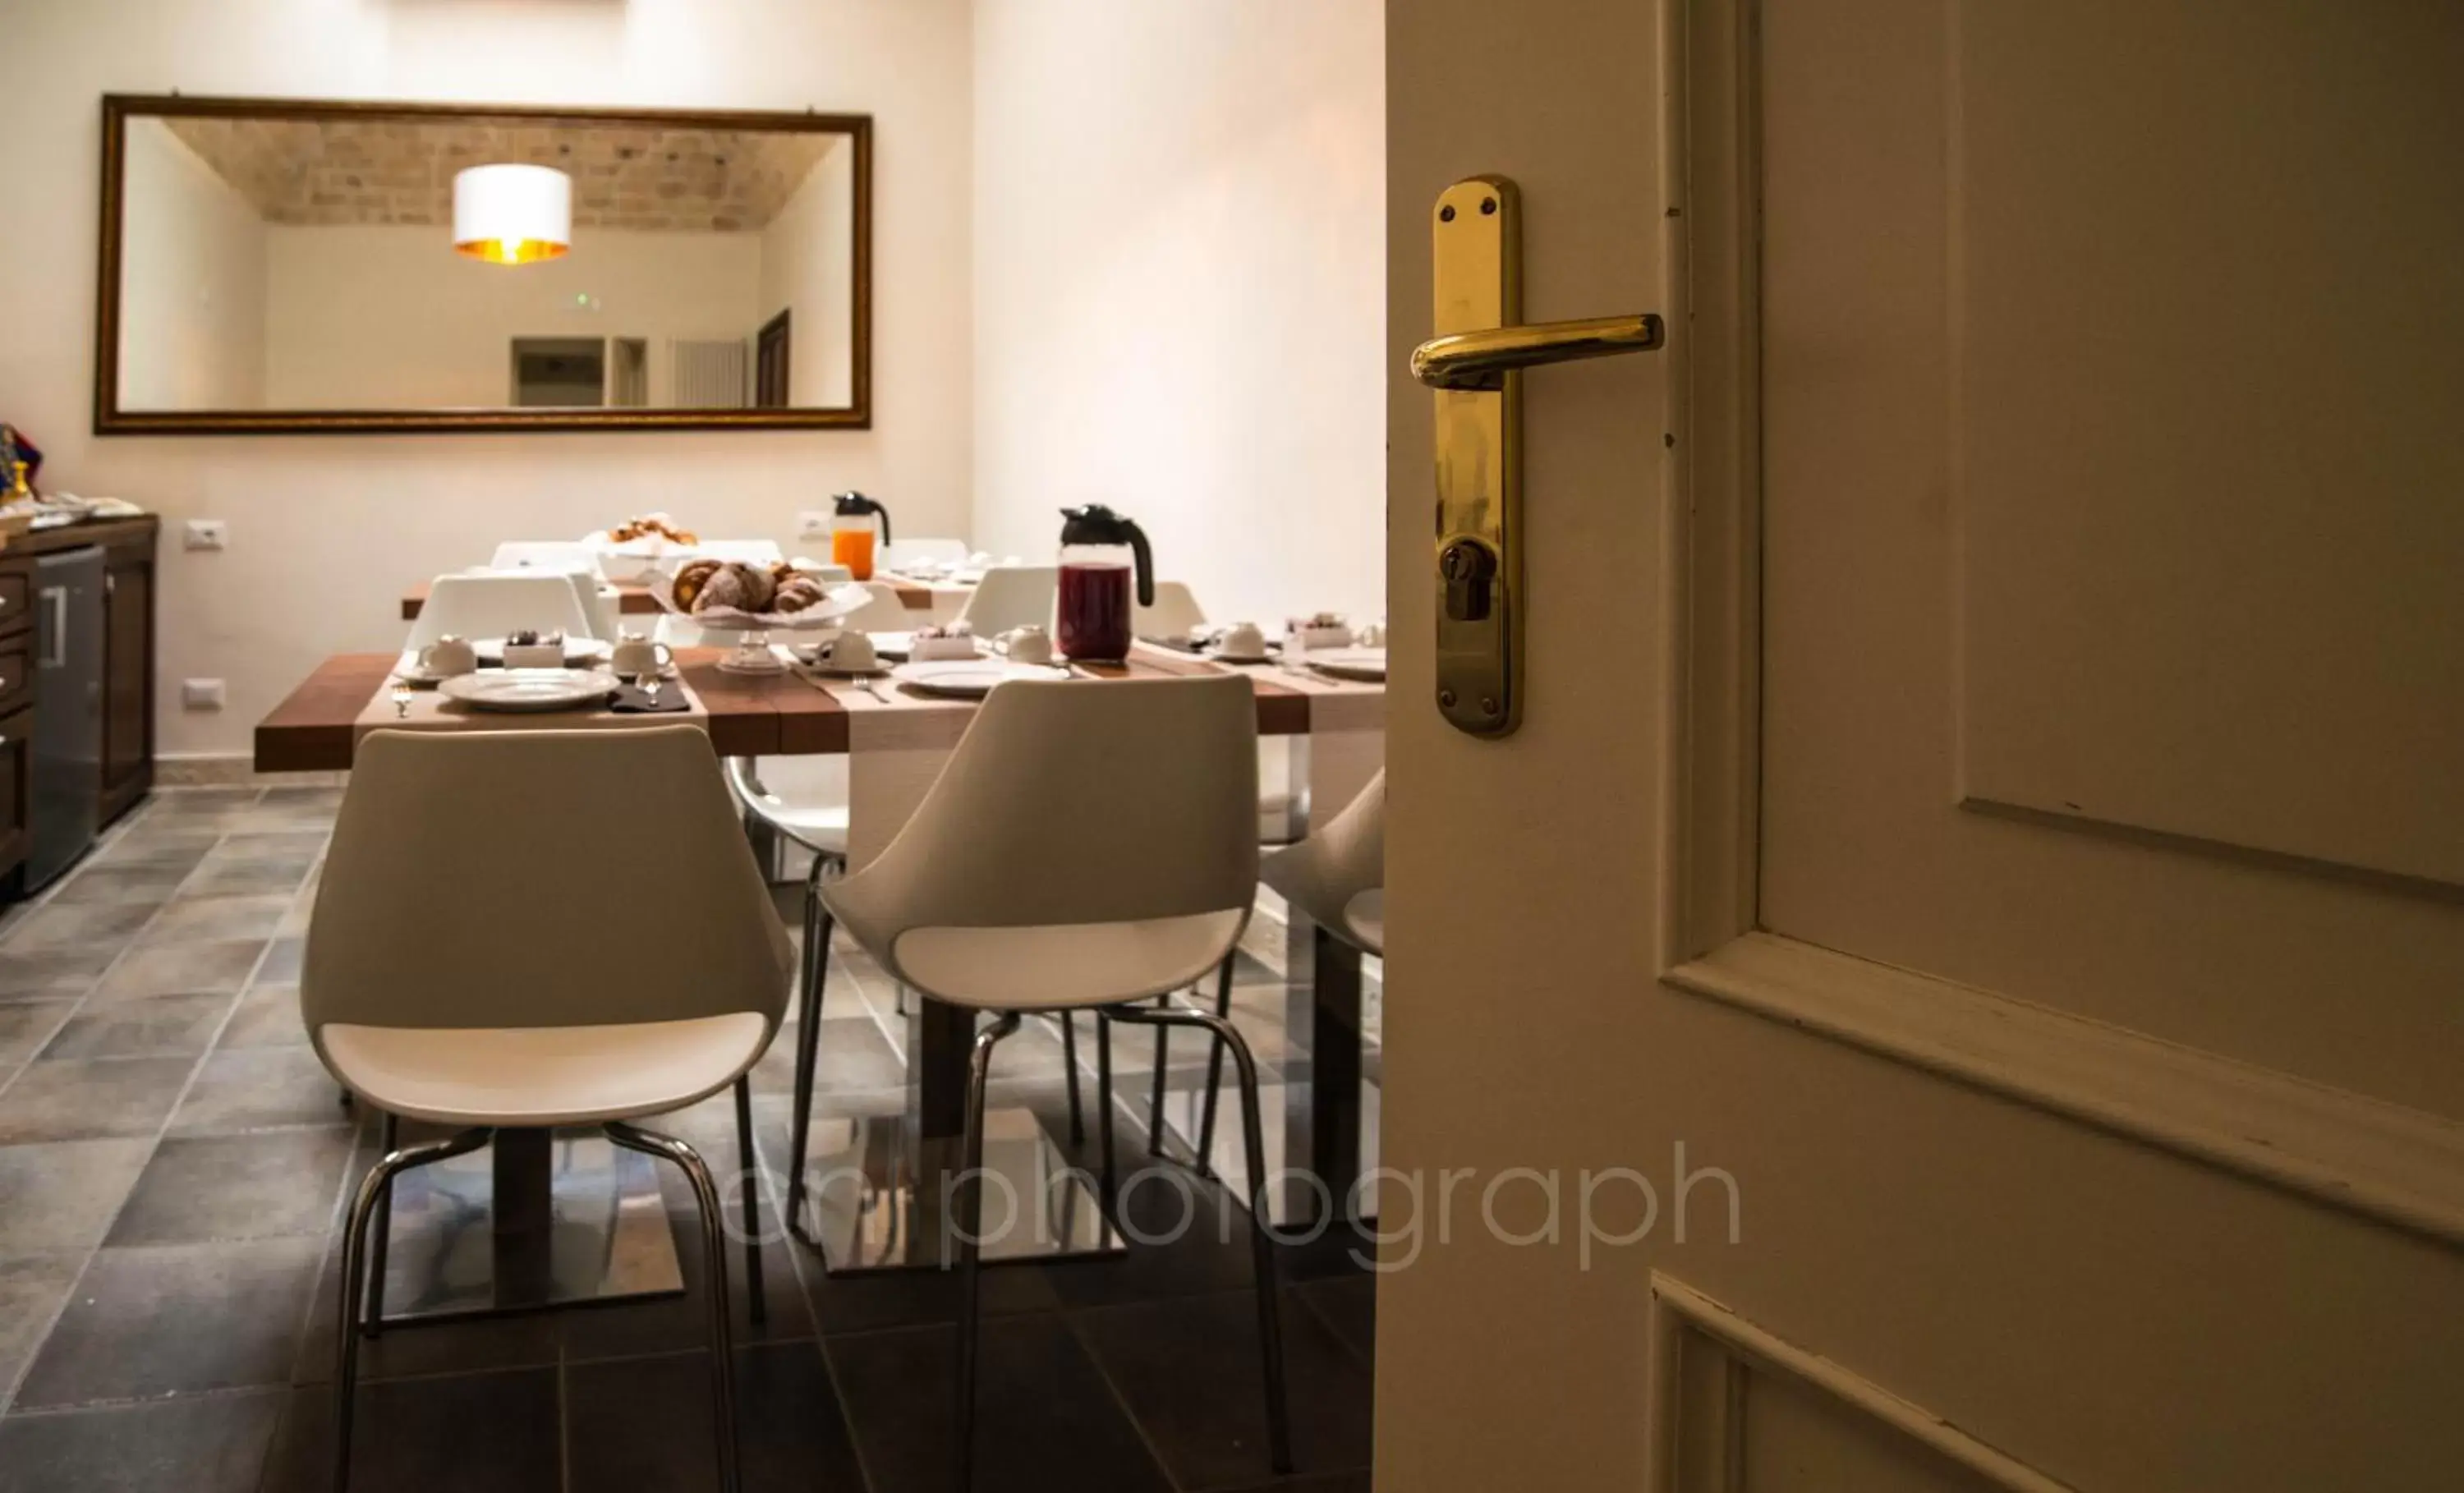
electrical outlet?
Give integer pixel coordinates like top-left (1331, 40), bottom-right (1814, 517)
top-left (797, 510), bottom-right (832, 540)
top-left (182, 678), bottom-right (226, 711)
top-left (183, 519), bottom-right (228, 551)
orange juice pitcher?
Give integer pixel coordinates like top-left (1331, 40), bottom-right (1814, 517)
top-left (829, 491), bottom-right (890, 580)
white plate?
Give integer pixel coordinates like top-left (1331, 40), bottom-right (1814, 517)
top-left (1301, 647), bottom-right (1386, 682)
top-left (643, 572), bottom-right (872, 632)
top-left (471, 636), bottom-right (613, 666)
top-left (889, 660), bottom-right (1072, 698)
top-left (439, 668), bottom-right (621, 712)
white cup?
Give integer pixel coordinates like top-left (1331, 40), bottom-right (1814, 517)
top-left (1215, 621), bottom-right (1269, 660)
top-left (813, 632), bottom-right (880, 673)
top-left (610, 634), bottom-right (673, 678)
top-left (999, 625), bottom-right (1055, 665)
top-left (417, 636), bottom-right (477, 677)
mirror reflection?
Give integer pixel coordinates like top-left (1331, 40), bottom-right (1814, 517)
top-left (104, 101), bottom-right (867, 428)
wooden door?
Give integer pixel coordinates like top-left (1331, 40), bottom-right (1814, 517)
top-left (1378, 2), bottom-right (2463, 1491)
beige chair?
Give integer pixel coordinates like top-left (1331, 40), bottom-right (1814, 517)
top-left (878, 536), bottom-right (969, 572)
top-left (1133, 580), bottom-right (1210, 641)
top-left (305, 727), bottom-right (793, 1493)
top-left (790, 675), bottom-right (1289, 1486)
top-left (490, 540), bottom-right (606, 579)
top-left (954, 563), bottom-right (1058, 636)
top-left (834, 578), bottom-right (913, 632)
top-left (406, 571), bottom-right (595, 651)
top-left (1166, 771), bottom-right (1385, 1172)
top-left (693, 539), bottom-right (786, 565)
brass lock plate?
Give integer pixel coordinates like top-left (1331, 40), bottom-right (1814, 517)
top-left (1430, 176), bottom-right (1520, 736)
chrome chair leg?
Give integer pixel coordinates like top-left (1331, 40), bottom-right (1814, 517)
top-left (1108, 1003), bottom-right (1293, 1474)
top-left (333, 1126), bottom-right (490, 1492)
top-left (732, 1077), bottom-right (764, 1325)
top-left (954, 1012), bottom-right (1022, 1492)
top-left (1193, 953), bottom-right (1237, 1177)
top-left (1095, 1011), bottom-right (1117, 1205)
top-left (361, 1109), bottom-right (398, 1339)
top-left (609, 1120), bottom-right (743, 1493)
top-left (785, 852), bottom-right (838, 1245)
top-left (1145, 993), bottom-right (1172, 1156)
top-left (1059, 1013), bottom-right (1085, 1145)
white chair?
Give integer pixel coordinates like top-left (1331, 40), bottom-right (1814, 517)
top-left (834, 579), bottom-right (912, 631)
top-left (562, 571), bottom-right (618, 641)
top-left (1134, 581), bottom-right (1210, 641)
top-left (693, 540), bottom-right (785, 565)
top-left (407, 572), bottom-right (595, 651)
top-left (490, 540), bottom-right (606, 580)
top-left (790, 676), bottom-right (1289, 1486)
top-left (878, 537), bottom-right (968, 572)
top-left (954, 564), bottom-right (1058, 636)
top-left (306, 728), bottom-right (793, 1493)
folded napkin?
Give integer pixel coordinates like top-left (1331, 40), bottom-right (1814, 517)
top-left (607, 684), bottom-right (692, 714)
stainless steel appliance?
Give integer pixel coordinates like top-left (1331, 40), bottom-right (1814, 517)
top-left (28, 546), bottom-right (104, 889)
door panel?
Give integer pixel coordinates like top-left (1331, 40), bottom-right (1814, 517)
top-left (1758, 0), bottom-right (2464, 1114)
top-left (100, 551), bottom-right (154, 816)
top-left (1382, 2), bottom-right (2464, 1491)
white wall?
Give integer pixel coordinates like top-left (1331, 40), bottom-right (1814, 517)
top-left (264, 225), bottom-right (762, 408)
top-left (117, 117), bottom-right (267, 412)
top-left (757, 136), bottom-right (857, 408)
top-left (970, 0), bottom-right (1386, 627)
top-left (0, 0), bottom-right (973, 756)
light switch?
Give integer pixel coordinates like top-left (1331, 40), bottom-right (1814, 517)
top-left (182, 679), bottom-right (226, 710)
top-left (183, 519), bottom-right (228, 551)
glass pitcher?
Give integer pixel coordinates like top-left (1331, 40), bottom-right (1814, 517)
top-left (1055, 504), bottom-right (1154, 663)
top-left (830, 491), bottom-right (890, 580)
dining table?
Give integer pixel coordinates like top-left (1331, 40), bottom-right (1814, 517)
top-left (398, 570), bottom-right (972, 623)
top-left (258, 640), bottom-right (1383, 1284)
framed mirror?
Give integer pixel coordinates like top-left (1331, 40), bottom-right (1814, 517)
top-left (95, 95), bottom-right (871, 434)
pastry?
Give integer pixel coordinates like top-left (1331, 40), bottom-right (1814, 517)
top-left (607, 513), bottom-right (699, 546)
top-left (693, 561), bottom-right (777, 613)
top-left (770, 577), bottom-right (830, 613)
top-left (670, 558), bottom-right (724, 610)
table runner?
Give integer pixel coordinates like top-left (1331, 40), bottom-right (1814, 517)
top-left (352, 673), bottom-right (710, 746)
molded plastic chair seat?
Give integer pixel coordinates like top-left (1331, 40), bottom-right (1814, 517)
top-left (323, 1014), bottom-right (770, 1128)
top-left (407, 572), bottom-right (596, 650)
top-left (954, 564), bottom-right (1058, 636)
top-left (891, 910), bottom-right (1245, 1013)
top-left (1342, 889), bottom-right (1384, 956)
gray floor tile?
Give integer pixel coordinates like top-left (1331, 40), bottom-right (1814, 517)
top-left (1073, 1289), bottom-right (1374, 1490)
top-left (260, 1367), bottom-right (560, 1493)
top-left (0, 949), bottom-right (117, 1001)
top-left (202, 830), bottom-right (329, 864)
top-left (37, 994), bottom-right (237, 1062)
top-left (137, 894), bottom-right (293, 948)
top-left (0, 1058), bottom-right (193, 1144)
top-left (169, 1047), bottom-right (347, 1136)
top-left (0, 1139), bottom-right (155, 1254)
top-left (0, 1252), bottom-right (86, 1398)
top-left (11, 1237), bottom-right (323, 1407)
top-left (0, 1001), bottom-right (75, 1067)
top-left (564, 1344), bottom-right (867, 1492)
top-left (254, 938), bottom-right (305, 988)
top-left (89, 939), bottom-right (268, 1001)
top-left (0, 1387), bottom-right (285, 1492)
top-left (43, 864), bottom-right (193, 906)
top-left (0, 901), bottom-right (159, 953)
top-left (255, 787), bottom-right (343, 813)
top-left (88, 831), bottom-right (219, 871)
top-left (216, 984), bottom-right (308, 1050)
top-left (105, 1129), bottom-right (355, 1246)
top-left (177, 857), bottom-right (315, 898)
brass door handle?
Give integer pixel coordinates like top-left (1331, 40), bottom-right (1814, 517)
top-left (1410, 313), bottom-right (1663, 391)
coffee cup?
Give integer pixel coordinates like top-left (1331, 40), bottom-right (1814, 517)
top-left (1214, 621), bottom-right (1269, 660)
top-left (812, 631), bottom-right (880, 673)
top-left (610, 633), bottom-right (673, 679)
top-left (1354, 620), bottom-right (1386, 648)
top-left (999, 625), bottom-right (1054, 665)
top-left (416, 636), bottom-right (477, 677)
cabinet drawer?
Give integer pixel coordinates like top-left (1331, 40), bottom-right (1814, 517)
top-left (0, 705), bottom-right (28, 879)
top-left (0, 633), bottom-right (29, 715)
top-left (0, 567), bottom-right (29, 636)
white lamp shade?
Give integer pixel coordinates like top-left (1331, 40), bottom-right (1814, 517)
top-left (453, 163), bottom-right (572, 264)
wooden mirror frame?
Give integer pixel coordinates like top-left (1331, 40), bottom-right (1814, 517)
top-left (94, 94), bottom-right (872, 435)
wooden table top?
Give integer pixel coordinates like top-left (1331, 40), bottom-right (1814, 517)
top-left (400, 573), bottom-right (945, 621)
top-left (255, 646), bottom-right (1340, 774)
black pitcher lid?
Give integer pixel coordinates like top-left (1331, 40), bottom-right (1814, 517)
top-left (1060, 503), bottom-right (1139, 545)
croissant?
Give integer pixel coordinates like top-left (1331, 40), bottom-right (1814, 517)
top-left (670, 558), bottom-right (724, 610)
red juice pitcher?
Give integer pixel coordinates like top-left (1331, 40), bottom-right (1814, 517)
top-left (1055, 504), bottom-right (1154, 662)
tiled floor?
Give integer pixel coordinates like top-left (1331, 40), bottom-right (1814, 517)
top-left (0, 788), bottom-right (1377, 1491)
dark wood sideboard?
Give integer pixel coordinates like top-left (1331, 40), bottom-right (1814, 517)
top-left (0, 516), bottom-right (159, 887)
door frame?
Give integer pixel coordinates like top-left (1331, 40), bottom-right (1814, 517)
top-left (1652, 0), bottom-right (2462, 1247)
